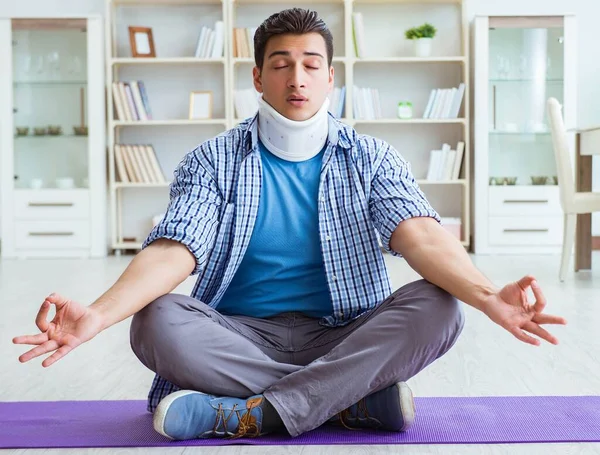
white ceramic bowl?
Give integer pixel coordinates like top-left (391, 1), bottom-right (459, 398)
top-left (55, 177), bottom-right (75, 189)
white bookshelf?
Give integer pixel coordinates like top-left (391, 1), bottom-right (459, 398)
top-left (106, 0), bottom-right (470, 252)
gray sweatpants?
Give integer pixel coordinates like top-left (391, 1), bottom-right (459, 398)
top-left (130, 278), bottom-right (465, 437)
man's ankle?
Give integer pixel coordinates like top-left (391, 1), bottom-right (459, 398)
top-left (260, 397), bottom-right (285, 433)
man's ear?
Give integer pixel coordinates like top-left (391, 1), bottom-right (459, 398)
top-left (328, 65), bottom-right (334, 92)
top-left (252, 66), bottom-right (263, 93)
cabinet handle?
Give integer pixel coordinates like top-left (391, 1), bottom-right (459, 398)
top-left (502, 199), bottom-right (549, 204)
top-left (28, 202), bottom-right (74, 207)
top-left (28, 232), bottom-right (74, 236)
top-left (503, 228), bottom-right (549, 233)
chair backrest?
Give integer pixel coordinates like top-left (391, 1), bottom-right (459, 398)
top-left (547, 97), bottom-right (575, 210)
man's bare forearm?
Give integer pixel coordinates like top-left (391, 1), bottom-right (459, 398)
top-left (90, 239), bottom-right (196, 330)
top-left (391, 217), bottom-right (498, 312)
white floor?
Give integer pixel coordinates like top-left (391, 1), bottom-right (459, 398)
top-left (2, 252), bottom-right (600, 455)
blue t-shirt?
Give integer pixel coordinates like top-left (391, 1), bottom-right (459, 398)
top-left (217, 140), bottom-right (332, 318)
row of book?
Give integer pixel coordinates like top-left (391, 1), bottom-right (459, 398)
top-left (112, 81), bottom-right (152, 121)
top-left (114, 144), bottom-right (167, 184)
top-left (426, 141), bottom-right (465, 181)
top-left (423, 83), bottom-right (465, 119)
top-left (233, 27), bottom-right (258, 59)
top-left (328, 86), bottom-right (346, 119)
top-left (353, 85), bottom-right (382, 120)
top-left (194, 21), bottom-right (225, 58)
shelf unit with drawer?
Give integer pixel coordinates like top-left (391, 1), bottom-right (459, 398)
top-left (0, 16), bottom-right (106, 258)
top-left (473, 14), bottom-right (577, 254)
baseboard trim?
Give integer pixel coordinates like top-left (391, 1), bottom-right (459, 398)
top-left (593, 236), bottom-right (600, 250)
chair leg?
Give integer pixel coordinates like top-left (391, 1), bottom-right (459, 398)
top-left (560, 213), bottom-right (577, 281)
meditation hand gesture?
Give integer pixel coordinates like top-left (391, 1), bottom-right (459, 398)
top-left (13, 293), bottom-right (103, 367)
top-left (482, 275), bottom-right (567, 346)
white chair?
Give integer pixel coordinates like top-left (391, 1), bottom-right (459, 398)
top-left (546, 97), bottom-right (600, 281)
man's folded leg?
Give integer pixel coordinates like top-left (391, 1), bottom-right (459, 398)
top-left (130, 293), bottom-right (300, 439)
top-left (263, 279), bottom-right (466, 437)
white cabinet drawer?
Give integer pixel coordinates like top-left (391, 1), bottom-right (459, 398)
top-left (488, 216), bottom-right (563, 246)
top-left (488, 186), bottom-right (561, 216)
top-left (15, 220), bottom-right (90, 249)
top-left (14, 190), bottom-right (89, 220)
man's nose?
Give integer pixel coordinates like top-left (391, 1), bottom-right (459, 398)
top-left (288, 65), bottom-right (306, 88)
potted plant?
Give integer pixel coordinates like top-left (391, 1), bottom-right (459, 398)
top-left (405, 23), bottom-right (437, 57)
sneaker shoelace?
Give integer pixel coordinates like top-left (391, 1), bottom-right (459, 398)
top-left (337, 397), bottom-right (383, 430)
top-left (213, 398), bottom-right (262, 439)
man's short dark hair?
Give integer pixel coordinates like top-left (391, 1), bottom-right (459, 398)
top-left (254, 8), bottom-right (334, 70)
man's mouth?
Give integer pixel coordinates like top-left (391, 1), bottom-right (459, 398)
top-left (287, 95), bottom-right (308, 106)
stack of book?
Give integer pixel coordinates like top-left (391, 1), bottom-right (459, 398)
top-left (327, 86), bottom-right (346, 119)
top-left (233, 27), bottom-right (258, 58)
top-left (112, 81), bottom-right (152, 121)
top-left (194, 21), bottom-right (224, 58)
top-left (423, 83), bottom-right (465, 119)
top-left (425, 141), bottom-right (465, 181)
top-left (114, 144), bottom-right (167, 184)
top-left (353, 85), bottom-right (382, 120)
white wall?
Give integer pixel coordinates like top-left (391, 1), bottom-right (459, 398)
top-left (2, 0), bottom-right (600, 236)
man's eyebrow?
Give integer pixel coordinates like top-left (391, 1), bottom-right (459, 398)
top-left (267, 50), bottom-right (325, 59)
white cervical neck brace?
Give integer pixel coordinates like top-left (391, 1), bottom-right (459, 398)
top-left (257, 95), bottom-right (329, 162)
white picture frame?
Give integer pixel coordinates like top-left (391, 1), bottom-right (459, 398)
top-left (189, 91), bottom-right (212, 119)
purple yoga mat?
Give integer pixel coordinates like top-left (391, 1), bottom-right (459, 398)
top-left (1, 396), bottom-right (599, 448)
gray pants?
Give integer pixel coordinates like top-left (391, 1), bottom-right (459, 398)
top-left (130, 279), bottom-right (464, 437)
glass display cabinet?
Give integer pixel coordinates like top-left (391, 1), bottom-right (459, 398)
top-left (0, 17), bottom-right (106, 258)
top-left (473, 15), bottom-right (577, 254)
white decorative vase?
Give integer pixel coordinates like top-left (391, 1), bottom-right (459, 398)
top-left (414, 38), bottom-right (433, 57)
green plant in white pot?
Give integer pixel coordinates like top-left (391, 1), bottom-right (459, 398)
top-left (405, 23), bottom-right (437, 57)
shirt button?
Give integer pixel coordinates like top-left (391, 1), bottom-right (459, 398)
top-left (326, 235), bottom-right (331, 241)
top-left (332, 275), bottom-right (337, 281)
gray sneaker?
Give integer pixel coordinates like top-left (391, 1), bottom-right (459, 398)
top-left (331, 382), bottom-right (416, 431)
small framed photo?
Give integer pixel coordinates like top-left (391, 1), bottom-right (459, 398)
top-left (128, 26), bottom-right (156, 58)
top-left (189, 91), bottom-right (213, 119)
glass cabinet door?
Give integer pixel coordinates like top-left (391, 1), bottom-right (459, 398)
top-left (487, 18), bottom-right (564, 187)
top-left (12, 19), bottom-right (89, 190)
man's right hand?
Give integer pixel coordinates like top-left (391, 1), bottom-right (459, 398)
top-left (13, 293), bottom-right (104, 367)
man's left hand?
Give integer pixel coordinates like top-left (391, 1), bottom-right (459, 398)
top-left (482, 275), bottom-right (567, 346)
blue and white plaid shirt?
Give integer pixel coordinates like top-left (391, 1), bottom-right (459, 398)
top-left (141, 113), bottom-right (440, 411)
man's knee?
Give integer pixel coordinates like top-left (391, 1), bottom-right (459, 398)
top-left (429, 282), bottom-right (464, 331)
top-left (130, 294), bottom-right (177, 362)
top-left (391, 279), bottom-right (465, 345)
top-left (418, 281), bottom-right (465, 354)
top-left (131, 294), bottom-right (172, 336)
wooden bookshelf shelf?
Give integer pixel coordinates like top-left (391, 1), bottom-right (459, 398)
top-left (111, 57), bottom-right (226, 65)
top-left (113, 0), bottom-right (222, 5)
top-left (416, 179), bottom-right (467, 185)
top-left (114, 182), bottom-right (171, 188)
top-left (353, 56), bottom-right (466, 63)
top-left (111, 119), bottom-right (228, 127)
top-left (352, 118), bottom-right (466, 125)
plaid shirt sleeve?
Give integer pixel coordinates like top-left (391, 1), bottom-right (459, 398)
top-left (368, 139), bottom-right (441, 257)
top-left (142, 146), bottom-right (222, 275)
